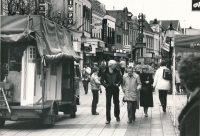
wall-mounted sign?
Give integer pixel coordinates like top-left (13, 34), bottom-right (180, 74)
top-left (102, 19), bottom-right (107, 43)
top-left (192, 0), bottom-right (200, 11)
top-left (136, 43), bottom-right (146, 48)
top-left (98, 41), bottom-right (105, 48)
top-left (146, 48), bottom-right (154, 53)
top-left (68, 0), bottom-right (73, 24)
top-left (39, 0), bottom-right (45, 16)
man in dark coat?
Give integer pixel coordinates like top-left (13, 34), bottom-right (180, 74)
top-left (177, 55), bottom-right (200, 136)
top-left (139, 67), bottom-right (154, 117)
top-left (101, 60), bottom-right (122, 124)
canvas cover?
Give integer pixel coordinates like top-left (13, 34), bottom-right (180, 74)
top-left (1, 15), bottom-right (81, 61)
top-left (175, 35), bottom-right (200, 53)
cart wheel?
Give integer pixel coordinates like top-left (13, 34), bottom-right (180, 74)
top-left (0, 118), bottom-right (5, 128)
top-left (70, 112), bottom-right (76, 118)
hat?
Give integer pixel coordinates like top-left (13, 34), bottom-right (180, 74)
top-left (108, 60), bottom-right (116, 67)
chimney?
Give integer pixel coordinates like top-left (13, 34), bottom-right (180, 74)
top-left (113, 5), bottom-right (115, 10)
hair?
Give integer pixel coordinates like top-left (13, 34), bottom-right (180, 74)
top-left (178, 55), bottom-right (200, 92)
top-left (108, 60), bottom-right (116, 67)
top-left (92, 66), bottom-right (99, 73)
top-left (160, 60), bottom-right (167, 66)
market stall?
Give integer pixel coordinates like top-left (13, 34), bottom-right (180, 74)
top-left (0, 15), bottom-right (81, 128)
top-left (172, 34), bottom-right (200, 126)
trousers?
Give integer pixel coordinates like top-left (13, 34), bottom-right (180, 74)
top-left (106, 88), bottom-right (120, 121)
top-left (82, 80), bottom-right (89, 94)
top-left (91, 90), bottom-right (99, 114)
top-left (127, 101), bottom-right (137, 121)
top-left (158, 90), bottom-right (168, 109)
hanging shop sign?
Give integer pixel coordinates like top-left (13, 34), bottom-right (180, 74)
top-left (39, 0), bottom-right (45, 16)
top-left (68, 0), bottom-right (73, 24)
top-left (146, 48), bottom-right (154, 53)
top-left (136, 43), bottom-right (146, 48)
top-left (98, 41), bottom-right (105, 48)
top-left (102, 19), bottom-right (107, 43)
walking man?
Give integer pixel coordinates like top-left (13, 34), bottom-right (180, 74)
top-left (153, 61), bottom-right (171, 112)
top-left (101, 60), bottom-right (122, 124)
top-left (122, 66), bottom-right (142, 123)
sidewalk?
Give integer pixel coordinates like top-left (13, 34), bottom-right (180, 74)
top-left (77, 82), bottom-right (178, 136)
top-left (0, 82), bottom-right (185, 136)
top-left (167, 93), bottom-right (187, 136)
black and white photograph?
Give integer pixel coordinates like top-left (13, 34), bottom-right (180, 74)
top-left (0, 0), bottom-right (200, 135)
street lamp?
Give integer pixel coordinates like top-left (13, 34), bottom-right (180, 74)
top-left (166, 23), bottom-right (175, 69)
top-left (81, 33), bottom-right (86, 64)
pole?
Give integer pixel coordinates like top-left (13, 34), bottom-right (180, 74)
top-left (173, 40), bottom-right (176, 126)
top-left (169, 38), bottom-right (172, 69)
top-left (172, 44), bottom-right (176, 126)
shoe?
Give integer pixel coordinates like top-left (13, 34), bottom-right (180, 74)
top-left (132, 117), bottom-right (136, 121)
top-left (92, 112), bottom-right (99, 115)
top-left (127, 120), bottom-right (132, 124)
top-left (145, 113), bottom-right (148, 117)
top-left (163, 107), bottom-right (166, 112)
top-left (105, 121), bottom-right (110, 124)
top-left (116, 117), bottom-right (120, 122)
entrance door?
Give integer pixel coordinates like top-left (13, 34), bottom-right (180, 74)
top-left (62, 59), bottom-right (74, 102)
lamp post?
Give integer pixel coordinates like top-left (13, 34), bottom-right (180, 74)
top-left (81, 33), bottom-right (86, 64)
top-left (166, 23), bottom-right (175, 69)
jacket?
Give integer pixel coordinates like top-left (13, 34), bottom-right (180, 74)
top-left (178, 88), bottom-right (199, 136)
top-left (90, 73), bottom-right (101, 90)
top-left (100, 67), bottom-right (122, 89)
top-left (153, 66), bottom-right (171, 90)
top-left (122, 73), bottom-right (142, 101)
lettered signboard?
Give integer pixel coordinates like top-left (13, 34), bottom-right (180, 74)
top-left (68, 0), bottom-right (73, 24)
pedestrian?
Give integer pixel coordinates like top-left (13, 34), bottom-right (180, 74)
top-left (153, 60), bottom-right (171, 112)
top-left (120, 59), bottom-right (126, 76)
top-left (100, 60), bottom-right (122, 124)
top-left (135, 62), bottom-right (142, 74)
top-left (90, 67), bottom-right (101, 115)
top-left (122, 66), bottom-right (142, 123)
top-left (139, 66), bottom-right (154, 117)
top-left (177, 55), bottom-right (200, 136)
top-left (82, 63), bottom-right (91, 94)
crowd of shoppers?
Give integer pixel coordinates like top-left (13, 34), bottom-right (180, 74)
top-left (80, 56), bottom-right (199, 135)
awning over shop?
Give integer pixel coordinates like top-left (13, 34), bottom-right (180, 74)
top-left (1, 15), bottom-right (81, 61)
top-left (175, 35), bottom-right (200, 53)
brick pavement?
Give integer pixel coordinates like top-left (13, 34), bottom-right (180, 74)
top-left (0, 82), bottom-right (182, 136)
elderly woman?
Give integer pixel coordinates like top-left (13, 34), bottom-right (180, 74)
top-left (122, 66), bottom-right (142, 123)
top-left (139, 67), bottom-right (154, 117)
top-left (178, 55), bottom-right (199, 136)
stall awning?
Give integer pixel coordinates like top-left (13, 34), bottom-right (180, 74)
top-left (1, 15), bottom-right (81, 61)
top-left (175, 35), bottom-right (200, 53)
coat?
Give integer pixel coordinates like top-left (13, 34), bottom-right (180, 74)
top-left (139, 73), bottom-right (154, 107)
top-left (100, 67), bottom-right (122, 90)
top-left (122, 73), bottom-right (142, 109)
top-left (153, 66), bottom-right (171, 90)
top-left (178, 89), bottom-right (199, 136)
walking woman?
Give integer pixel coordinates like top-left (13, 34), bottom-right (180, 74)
top-left (139, 67), bottom-right (154, 117)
